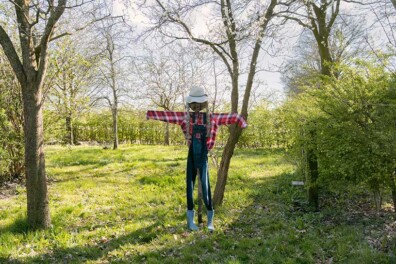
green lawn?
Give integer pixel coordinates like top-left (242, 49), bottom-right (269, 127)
top-left (0, 145), bottom-right (394, 263)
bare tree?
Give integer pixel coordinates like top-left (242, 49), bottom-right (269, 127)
top-left (136, 52), bottom-right (183, 145)
top-left (134, 42), bottom-right (208, 144)
top-left (142, 0), bottom-right (287, 206)
top-left (282, 16), bottom-right (367, 95)
top-left (0, 0), bottom-right (108, 229)
top-left (367, 0), bottom-right (396, 73)
top-left (93, 21), bottom-right (133, 150)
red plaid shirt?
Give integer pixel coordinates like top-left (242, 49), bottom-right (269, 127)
top-left (146, 111), bottom-right (248, 150)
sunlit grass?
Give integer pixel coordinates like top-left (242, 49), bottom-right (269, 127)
top-left (0, 145), bottom-right (393, 263)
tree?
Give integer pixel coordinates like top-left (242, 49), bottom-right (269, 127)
top-left (319, 62), bottom-right (396, 212)
top-left (367, 0), bottom-right (396, 73)
top-left (144, 0), bottom-right (286, 206)
top-left (0, 0), bottom-right (70, 229)
top-left (282, 17), bottom-right (367, 95)
top-left (134, 43), bottom-right (207, 144)
top-left (286, 60), bottom-right (396, 212)
top-left (0, 0), bottom-right (108, 229)
top-left (94, 21), bottom-right (132, 150)
top-left (282, 0), bottom-right (396, 210)
top-left (281, 0), bottom-right (347, 210)
top-left (46, 36), bottom-right (97, 145)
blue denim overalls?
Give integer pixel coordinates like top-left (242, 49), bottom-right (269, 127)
top-left (186, 113), bottom-right (213, 211)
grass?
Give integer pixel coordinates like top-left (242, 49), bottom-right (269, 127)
top-left (0, 145), bottom-right (394, 263)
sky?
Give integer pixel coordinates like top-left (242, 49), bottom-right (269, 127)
top-left (111, 0), bottom-right (289, 106)
top-left (111, 0), bottom-right (395, 107)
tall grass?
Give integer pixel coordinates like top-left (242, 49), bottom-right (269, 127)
top-left (0, 145), bottom-right (393, 263)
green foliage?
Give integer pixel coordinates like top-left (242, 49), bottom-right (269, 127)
top-left (42, 107), bottom-right (262, 148)
top-left (315, 62), bottom-right (395, 186)
top-left (284, 59), bottom-right (396, 208)
top-left (44, 104), bottom-right (292, 149)
top-left (0, 52), bottom-right (24, 183)
top-left (44, 36), bottom-right (97, 145)
top-left (69, 109), bottom-right (187, 145)
top-left (239, 101), bottom-right (272, 148)
top-left (0, 109), bottom-right (10, 176)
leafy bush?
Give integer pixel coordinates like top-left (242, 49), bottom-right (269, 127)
top-left (0, 85), bottom-right (24, 183)
top-left (285, 60), bottom-right (396, 211)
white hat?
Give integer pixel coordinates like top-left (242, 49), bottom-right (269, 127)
top-left (185, 86), bottom-right (208, 103)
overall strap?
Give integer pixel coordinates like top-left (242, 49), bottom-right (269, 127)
top-left (191, 112), bottom-right (207, 126)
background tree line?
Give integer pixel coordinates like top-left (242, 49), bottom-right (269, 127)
top-left (41, 105), bottom-right (290, 149)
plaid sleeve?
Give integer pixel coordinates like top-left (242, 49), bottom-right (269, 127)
top-left (206, 122), bottom-right (217, 150)
top-left (146, 111), bottom-right (186, 125)
top-left (212, 113), bottom-right (248, 128)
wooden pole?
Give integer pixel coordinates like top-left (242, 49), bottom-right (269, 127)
top-left (197, 169), bottom-right (203, 224)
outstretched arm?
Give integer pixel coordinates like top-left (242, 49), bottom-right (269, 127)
top-left (146, 111), bottom-right (186, 125)
top-left (212, 113), bottom-right (248, 128)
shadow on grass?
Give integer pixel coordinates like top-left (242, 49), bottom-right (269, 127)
top-left (93, 171), bottom-right (303, 263)
top-left (232, 147), bottom-right (286, 157)
top-left (49, 148), bottom-right (186, 168)
top-left (108, 170), bottom-right (394, 263)
top-left (19, 222), bottom-right (164, 263)
top-left (0, 216), bottom-right (30, 235)
top-left (0, 257), bottom-right (18, 264)
top-left (47, 164), bottom-right (109, 183)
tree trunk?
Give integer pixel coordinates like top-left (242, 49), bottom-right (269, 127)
top-left (112, 108), bottom-right (118, 150)
top-left (22, 82), bottom-right (50, 229)
top-left (317, 35), bottom-right (333, 76)
top-left (212, 44), bottom-right (240, 207)
top-left (391, 0), bottom-right (396, 11)
top-left (164, 122), bottom-right (170, 145)
top-left (65, 114), bottom-right (73, 145)
top-left (306, 140), bottom-right (319, 211)
top-left (305, 39), bottom-right (331, 211)
top-left (213, 126), bottom-right (242, 207)
top-left (390, 170), bottom-right (396, 214)
top-left (212, 0), bottom-right (276, 207)
top-left (307, 128), bottom-right (319, 211)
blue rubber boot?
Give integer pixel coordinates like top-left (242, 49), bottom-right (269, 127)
top-left (187, 210), bottom-right (199, 231)
top-left (207, 210), bottom-right (215, 231)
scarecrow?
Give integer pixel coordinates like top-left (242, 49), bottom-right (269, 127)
top-left (146, 86), bottom-right (247, 231)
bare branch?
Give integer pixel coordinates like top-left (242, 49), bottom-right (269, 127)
top-left (0, 25), bottom-right (25, 85)
top-left (37, 0), bottom-right (67, 87)
top-left (327, 0), bottom-right (341, 31)
top-left (49, 14), bottom-right (113, 42)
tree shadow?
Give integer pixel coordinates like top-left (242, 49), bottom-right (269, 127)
top-left (19, 221), bottom-right (165, 263)
top-left (96, 171), bottom-right (303, 263)
top-left (47, 164), bottom-right (112, 183)
top-left (109, 169), bottom-right (394, 263)
top-left (0, 216), bottom-right (30, 235)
